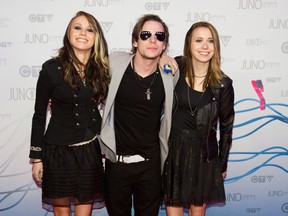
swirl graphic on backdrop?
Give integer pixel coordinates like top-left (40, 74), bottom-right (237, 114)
top-left (226, 146), bottom-right (288, 183)
top-left (233, 98), bottom-right (287, 140)
top-left (0, 112), bottom-right (41, 213)
top-left (225, 80), bottom-right (288, 184)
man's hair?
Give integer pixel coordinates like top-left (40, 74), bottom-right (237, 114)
top-left (131, 14), bottom-right (169, 54)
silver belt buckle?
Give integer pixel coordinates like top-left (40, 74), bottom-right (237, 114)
top-left (118, 155), bottom-right (147, 163)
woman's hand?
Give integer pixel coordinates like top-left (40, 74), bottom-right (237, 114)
top-left (32, 160), bottom-right (43, 187)
top-left (222, 171), bottom-right (227, 180)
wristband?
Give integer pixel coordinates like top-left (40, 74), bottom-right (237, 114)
top-left (163, 64), bottom-right (173, 73)
top-left (32, 160), bottom-right (42, 164)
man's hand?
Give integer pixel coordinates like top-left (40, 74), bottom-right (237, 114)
top-left (159, 53), bottom-right (178, 75)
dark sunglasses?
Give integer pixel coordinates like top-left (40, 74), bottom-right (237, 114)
top-left (139, 31), bottom-right (166, 42)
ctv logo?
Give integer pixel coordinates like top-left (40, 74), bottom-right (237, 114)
top-left (246, 208), bottom-right (261, 213)
top-left (251, 175), bottom-right (273, 183)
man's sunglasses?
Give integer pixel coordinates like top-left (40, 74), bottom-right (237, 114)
top-left (139, 31), bottom-right (166, 42)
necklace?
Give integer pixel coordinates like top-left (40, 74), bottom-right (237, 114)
top-left (77, 70), bottom-right (86, 86)
top-left (74, 63), bottom-right (87, 86)
top-left (194, 73), bottom-right (207, 78)
top-left (132, 58), bottom-right (158, 100)
top-left (187, 85), bottom-right (205, 117)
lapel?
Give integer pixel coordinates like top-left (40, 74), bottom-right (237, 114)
top-left (102, 53), bottom-right (134, 124)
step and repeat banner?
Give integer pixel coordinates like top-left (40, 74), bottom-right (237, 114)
top-left (0, 0), bottom-right (287, 215)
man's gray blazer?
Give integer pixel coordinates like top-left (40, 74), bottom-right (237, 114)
top-left (100, 51), bottom-right (179, 172)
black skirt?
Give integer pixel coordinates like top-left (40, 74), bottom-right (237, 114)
top-left (41, 138), bottom-right (105, 211)
top-left (162, 128), bottom-right (225, 208)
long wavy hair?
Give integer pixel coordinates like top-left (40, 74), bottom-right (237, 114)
top-left (57, 11), bottom-right (110, 101)
top-left (183, 21), bottom-right (225, 90)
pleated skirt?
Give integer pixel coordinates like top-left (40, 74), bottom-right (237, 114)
top-left (41, 138), bottom-right (105, 211)
top-left (162, 128), bottom-right (225, 208)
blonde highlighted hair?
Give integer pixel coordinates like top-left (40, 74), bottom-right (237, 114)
top-left (58, 11), bottom-right (110, 101)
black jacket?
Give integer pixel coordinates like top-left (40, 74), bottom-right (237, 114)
top-left (173, 58), bottom-right (235, 173)
top-left (29, 59), bottom-right (102, 159)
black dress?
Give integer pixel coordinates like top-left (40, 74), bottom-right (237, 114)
top-left (162, 74), bottom-right (225, 208)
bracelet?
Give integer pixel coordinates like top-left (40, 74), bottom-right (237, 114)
top-left (32, 160), bottom-right (42, 164)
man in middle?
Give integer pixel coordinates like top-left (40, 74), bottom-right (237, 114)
top-left (100, 14), bottom-right (179, 216)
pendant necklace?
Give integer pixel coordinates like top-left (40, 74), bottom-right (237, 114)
top-left (78, 70), bottom-right (86, 86)
top-left (132, 58), bottom-right (158, 100)
top-left (74, 62), bottom-right (87, 86)
top-left (187, 85), bottom-right (205, 117)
